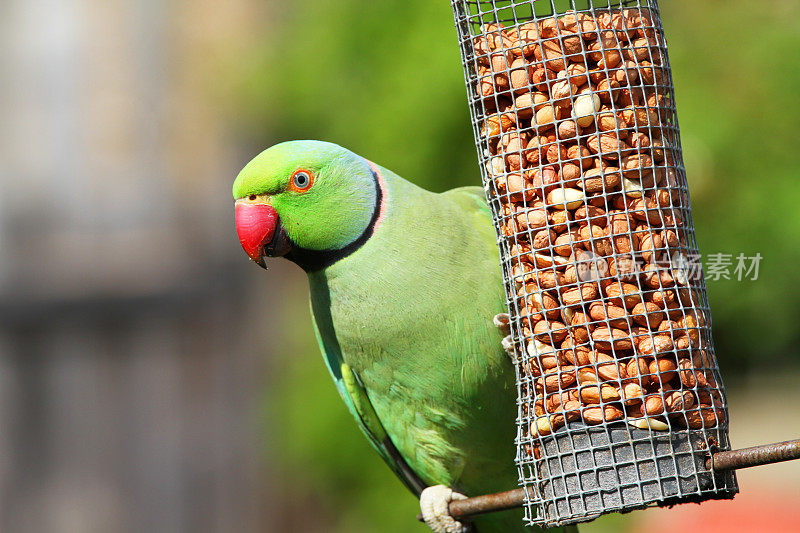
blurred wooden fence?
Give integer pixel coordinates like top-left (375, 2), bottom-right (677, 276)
top-left (0, 278), bottom-right (268, 533)
top-left (0, 0), bottom-right (273, 531)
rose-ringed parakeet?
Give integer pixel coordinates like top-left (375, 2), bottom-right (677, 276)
top-left (233, 140), bottom-right (571, 533)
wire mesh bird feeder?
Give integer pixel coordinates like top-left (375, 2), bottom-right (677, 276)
top-left (450, 0), bottom-right (738, 527)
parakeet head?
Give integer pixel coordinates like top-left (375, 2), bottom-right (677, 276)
top-left (233, 140), bottom-right (383, 271)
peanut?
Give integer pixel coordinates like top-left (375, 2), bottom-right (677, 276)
top-left (584, 405), bottom-right (624, 425)
top-left (546, 187), bottom-right (585, 210)
top-left (579, 383), bottom-right (621, 404)
top-left (591, 327), bottom-right (633, 351)
top-left (474, 11), bottom-right (723, 440)
top-left (572, 93), bottom-right (601, 127)
top-left (582, 166), bottom-right (621, 193)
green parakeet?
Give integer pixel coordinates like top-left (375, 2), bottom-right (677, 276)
top-left (233, 140), bottom-right (567, 533)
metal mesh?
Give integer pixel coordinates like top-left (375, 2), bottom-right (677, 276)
top-left (450, 0), bottom-right (738, 527)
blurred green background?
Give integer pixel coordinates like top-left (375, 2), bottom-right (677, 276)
top-left (230, 1), bottom-right (800, 531)
top-left (229, 1), bottom-right (800, 531)
top-left (230, 0), bottom-right (800, 371)
top-left (2, 0), bottom-right (799, 531)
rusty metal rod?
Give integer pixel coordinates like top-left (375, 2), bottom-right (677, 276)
top-left (414, 488), bottom-right (525, 523)
top-left (416, 439), bottom-right (800, 522)
top-left (707, 438), bottom-right (800, 471)
top-left (452, 488), bottom-right (525, 519)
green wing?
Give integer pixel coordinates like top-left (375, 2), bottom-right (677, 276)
top-left (442, 185), bottom-right (492, 219)
top-left (310, 300), bottom-right (427, 496)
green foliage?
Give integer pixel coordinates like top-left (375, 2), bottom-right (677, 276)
top-left (661, 1), bottom-right (800, 372)
top-left (234, 0), bottom-right (476, 193)
top-left (230, 0), bottom-right (800, 530)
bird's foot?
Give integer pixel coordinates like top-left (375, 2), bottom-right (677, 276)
top-left (501, 335), bottom-right (516, 360)
top-left (493, 313), bottom-right (510, 335)
top-left (419, 485), bottom-right (471, 533)
top-left (493, 314), bottom-right (516, 361)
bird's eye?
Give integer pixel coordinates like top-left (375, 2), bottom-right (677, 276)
top-left (289, 169), bottom-right (315, 192)
top-left (293, 172), bottom-right (309, 188)
top-left (248, 195), bottom-right (257, 201)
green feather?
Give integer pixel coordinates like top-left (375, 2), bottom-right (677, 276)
top-left (236, 141), bottom-right (573, 532)
top-left (234, 141), bottom-right (376, 251)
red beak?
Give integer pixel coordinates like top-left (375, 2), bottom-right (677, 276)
top-left (235, 201), bottom-right (278, 264)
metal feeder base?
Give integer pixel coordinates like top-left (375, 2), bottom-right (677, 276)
top-left (535, 421), bottom-right (737, 525)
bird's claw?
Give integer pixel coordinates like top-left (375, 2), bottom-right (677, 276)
top-left (501, 335), bottom-right (516, 360)
top-left (420, 485), bottom-right (471, 533)
top-left (494, 314), bottom-right (516, 361)
top-left (493, 313), bottom-right (510, 335)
